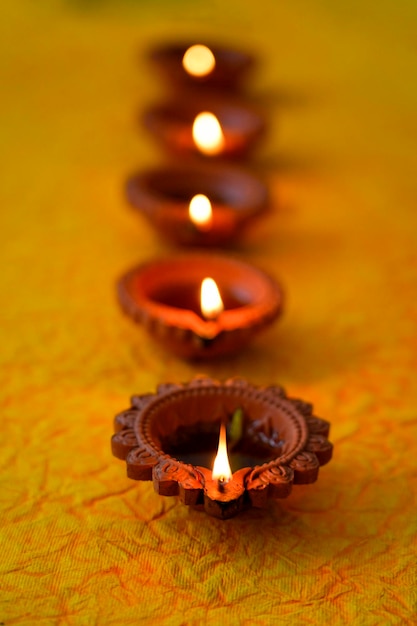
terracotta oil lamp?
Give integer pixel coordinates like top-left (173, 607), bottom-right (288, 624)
top-left (143, 97), bottom-right (265, 160)
top-left (117, 253), bottom-right (283, 359)
top-left (111, 377), bottom-right (333, 519)
top-left (148, 42), bottom-right (255, 91)
top-left (125, 163), bottom-right (268, 247)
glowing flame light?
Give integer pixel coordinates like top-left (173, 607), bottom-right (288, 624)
top-left (212, 423), bottom-right (232, 483)
top-left (182, 44), bottom-right (216, 77)
top-left (200, 277), bottom-right (224, 320)
top-left (192, 112), bottom-right (225, 156)
top-left (189, 194), bottom-right (213, 230)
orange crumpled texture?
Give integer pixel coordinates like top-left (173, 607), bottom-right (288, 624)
top-left (1, 0), bottom-right (416, 624)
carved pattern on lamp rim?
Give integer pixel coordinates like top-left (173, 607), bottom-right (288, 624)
top-left (111, 377), bottom-right (333, 507)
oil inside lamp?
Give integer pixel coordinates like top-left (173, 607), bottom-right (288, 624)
top-left (182, 44), bottom-right (216, 77)
top-left (212, 423), bottom-right (232, 486)
top-left (200, 277), bottom-right (224, 320)
top-left (192, 112), bottom-right (225, 156)
top-left (188, 193), bottom-right (213, 231)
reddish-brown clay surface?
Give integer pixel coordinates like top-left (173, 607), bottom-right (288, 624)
top-left (143, 97), bottom-right (266, 159)
top-left (148, 41), bottom-right (255, 91)
top-left (111, 377), bottom-right (333, 519)
top-left (125, 163), bottom-right (268, 247)
top-left (117, 253), bottom-right (284, 359)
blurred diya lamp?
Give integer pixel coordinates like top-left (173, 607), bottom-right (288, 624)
top-left (117, 254), bottom-right (283, 359)
top-left (111, 377), bottom-right (333, 519)
top-left (143, 98), bottom-right (265, 159)
top-left (148, 42), bottom-right (255, 90)
top-left (125, 163), bottom-right (268, 247)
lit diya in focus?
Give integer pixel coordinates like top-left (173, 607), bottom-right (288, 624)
top-left (143, 97), bottom-right (265, 159)
top-left (117, 254), bottom-right (283, 359)
top-left (148, 42), bottom-right (255, 90)
top-left (125, 163), bottom-right (268, 246)
top-left (111, 377), bottom-right (333, 519)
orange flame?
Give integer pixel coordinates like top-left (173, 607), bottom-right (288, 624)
top-left (200, 277), bottom-right (224, 320)
top-left (182, 44), bottom-right (216, 77)
top-left (189, 194), bottom-right (213, 230)
top-left (212, 423), bottom-right (232, 483)
top-left (192, 112), bottom-right (225, 156)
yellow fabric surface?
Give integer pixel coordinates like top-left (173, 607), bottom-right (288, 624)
top-left (1, 1), bottom-right (416, 624)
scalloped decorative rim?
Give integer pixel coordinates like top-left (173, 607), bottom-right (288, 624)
top-left (111, 377), bottom-right (333, 516)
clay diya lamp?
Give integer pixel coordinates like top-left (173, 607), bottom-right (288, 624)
top-left (125, 163), bottom-right (269, 247)
top-left (111, 377), bottom-right (333, 520)
top-left (143, 97), bottom-right (265, 160)
top-left (117, 253), bottom-right (283, 359)
top-left (147, 42), bottom-right (255, 91)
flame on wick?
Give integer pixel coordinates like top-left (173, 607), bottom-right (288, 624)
top-left (200, 277), bottom-right (224, 320)
top-left (189, 194), bottom-right (213, 230)
top-left (212, 423), bottom-right (232, 484)
top-left (182, 44), bottom-right (216, 77)
top-left (192, 112), bottom-right (225, 156)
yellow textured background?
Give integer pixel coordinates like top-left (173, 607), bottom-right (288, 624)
top-left (1, 0), bottom-right (416, 624)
